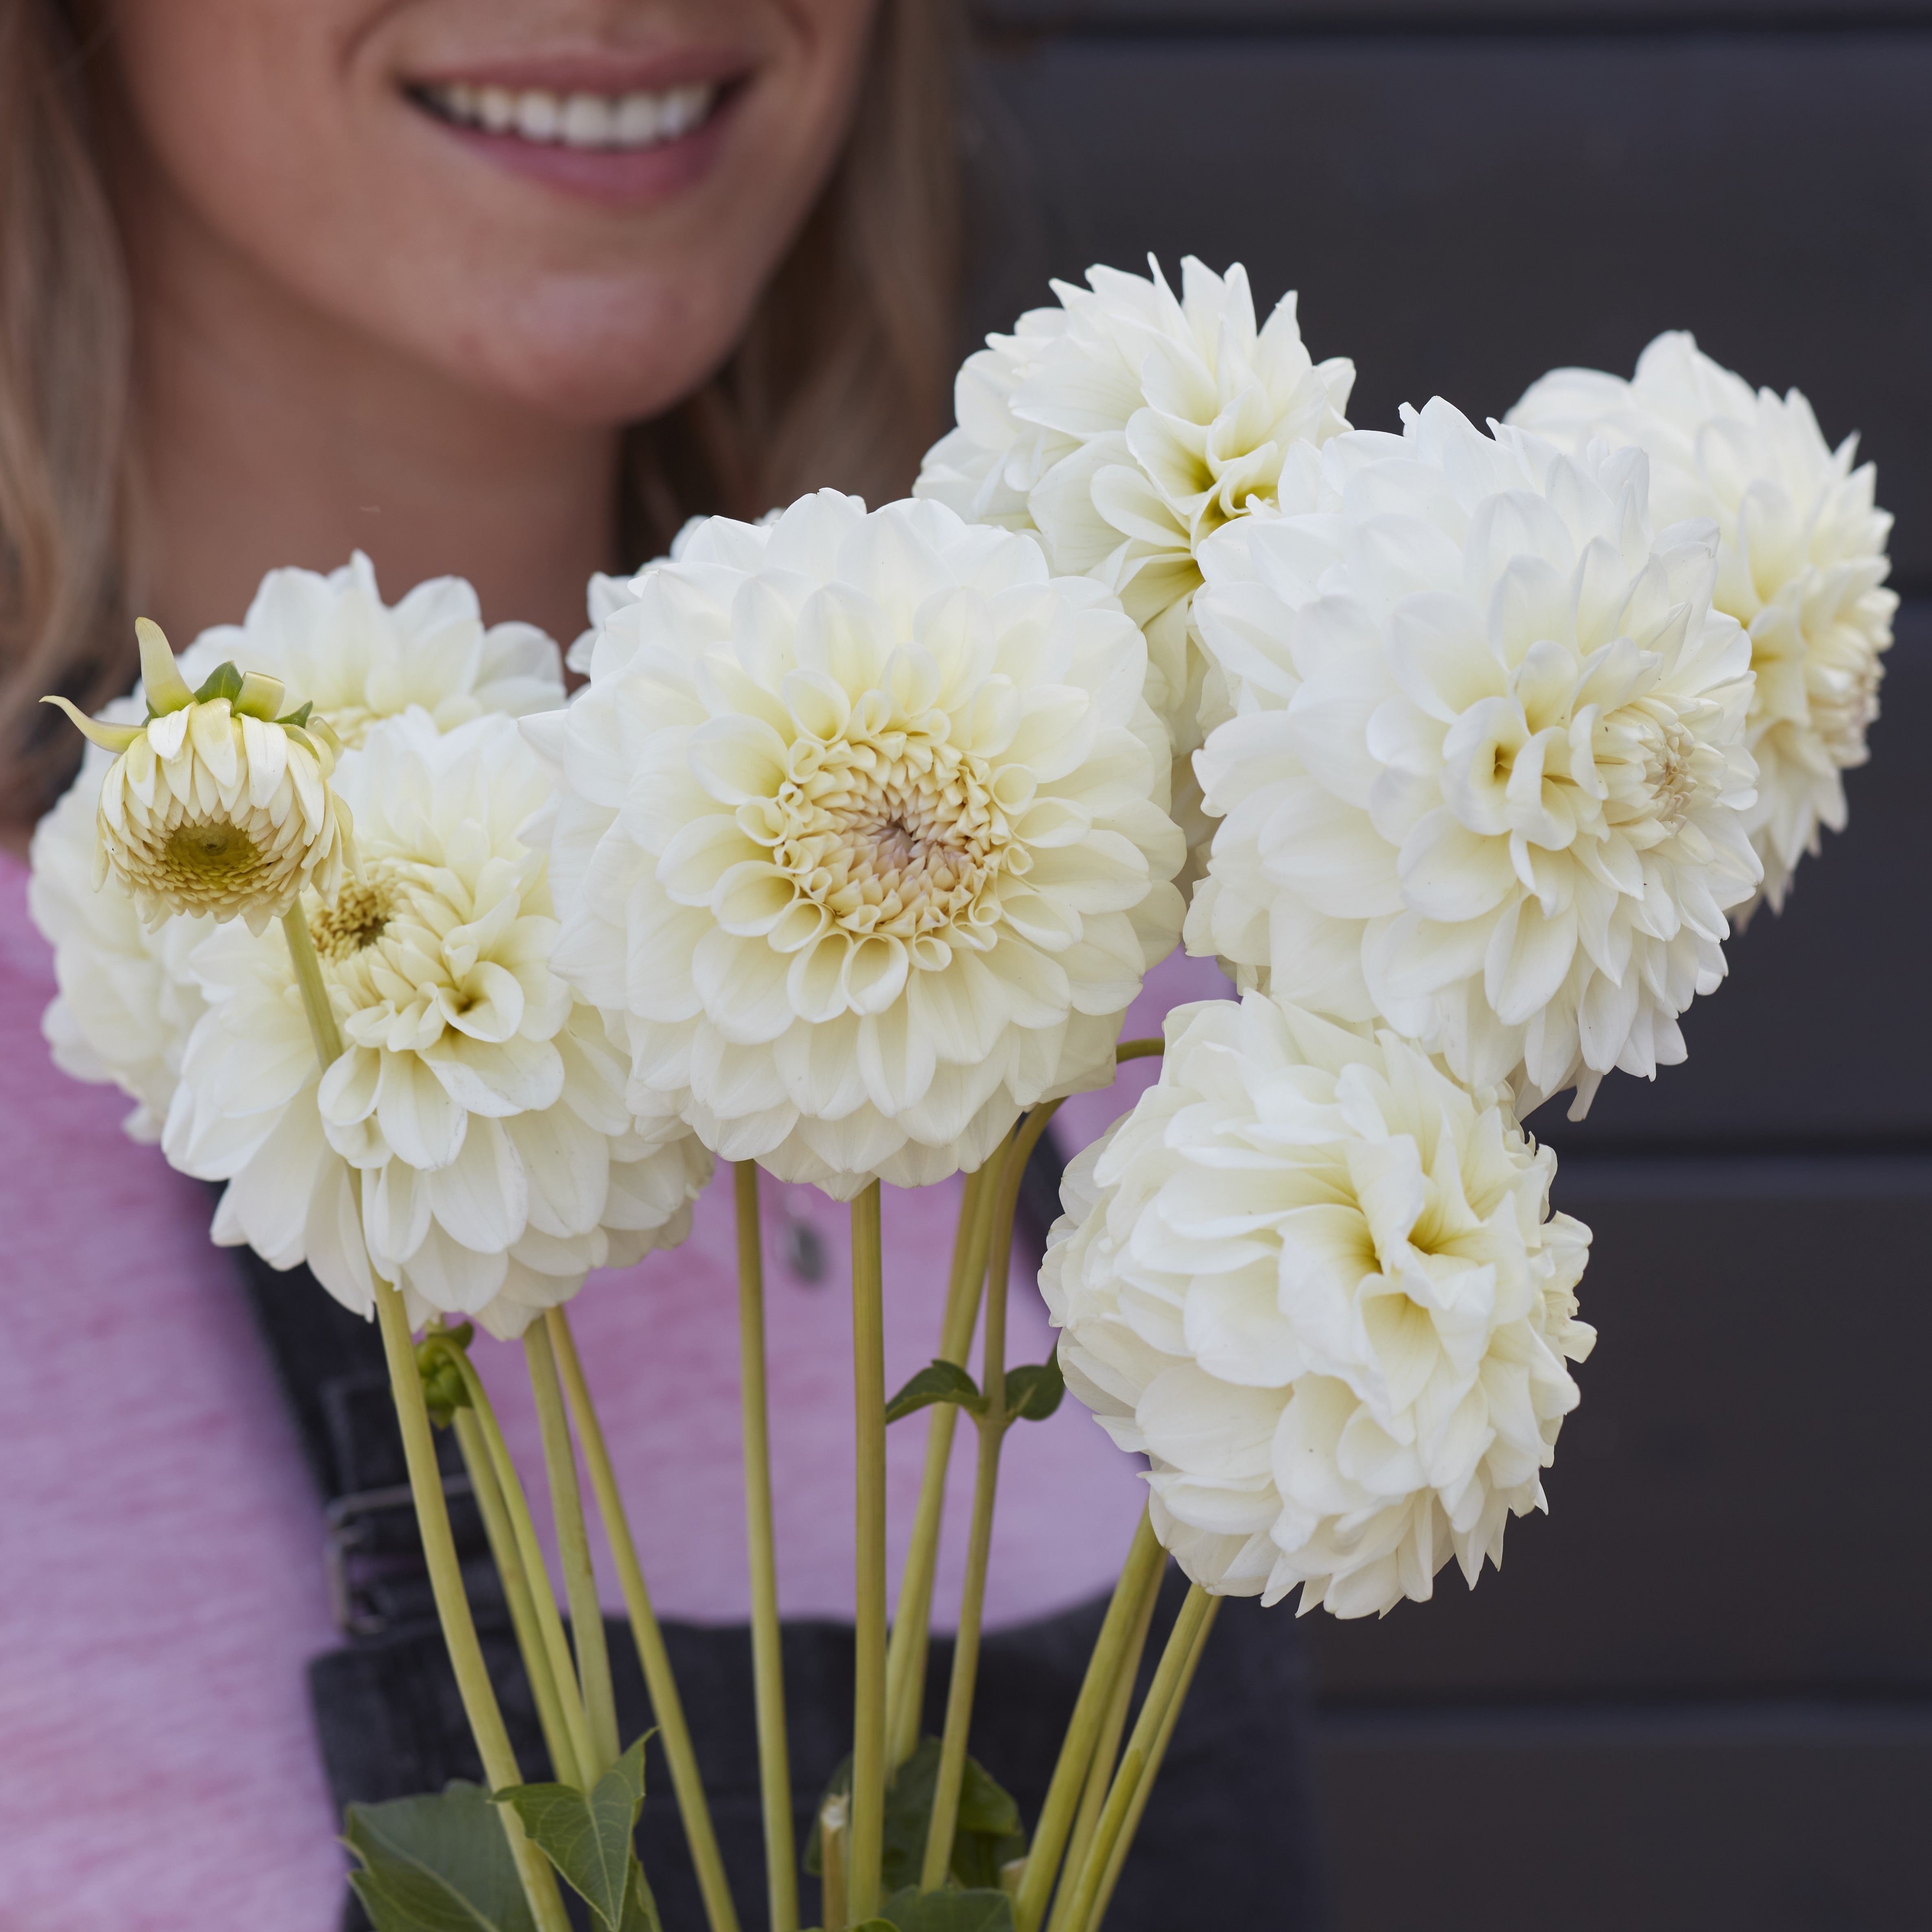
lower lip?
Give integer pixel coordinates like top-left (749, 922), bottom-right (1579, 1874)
top-left (416, 90), bottom-right (736, 208)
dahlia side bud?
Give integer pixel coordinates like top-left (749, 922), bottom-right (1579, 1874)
top-left (43, 618), bottom-right (356, 935)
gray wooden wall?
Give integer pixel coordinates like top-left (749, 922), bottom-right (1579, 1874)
top-left (970, 5), bottom-right (1932, 1925)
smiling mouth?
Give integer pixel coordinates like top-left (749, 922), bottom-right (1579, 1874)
top-left (413, 79), bottom-right (722, 151)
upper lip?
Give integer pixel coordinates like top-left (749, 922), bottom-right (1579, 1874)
top-left (401, 47), bottom-right (752, 97)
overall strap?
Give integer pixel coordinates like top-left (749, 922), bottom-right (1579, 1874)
top-left (224, 1232), bottom-right (498, 1640)
top-left (223, 1118), bottom-right (1066, 1638)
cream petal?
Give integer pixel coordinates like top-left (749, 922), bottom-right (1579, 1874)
top-left (374, 1051), bottom-right (468, 1169)
top-left (423, 1034), bottom-right (564, 1118)
top-left (401, 1220), bottom-right (510, 1315)
top-left (302, 1155), bottom-right (377, 1318)
top-left (1138, 1364), bottom-right (1280, 1482)
top-left (426, 1115), bottom-right (529, 1253)
top-left (695, 925), bottom-right (797, 1045)
top-left (656, 813), bottom-right (765, 906)
top-left (1182, 1263), bottom-right (1307, 1388)
top-left (856, 1000), bottom-right (938, 1119)
top-left (793, 581), bottom-right (893, 693)
top-left (772, 1013), bottom-right (870, 1119)
top-left (841, 935), bottom-right (910, 1017)
top-left (364, 1157), bottom-right (434, 1271)
top-left (686, 714), bottom-right (792, 807)
top-left (220, 1092), bottom-right (334, 1268)
top-left (1254, 778), bottom-right (1404, 921)
top-left (1482, 898), bottom-right (1580, 1027)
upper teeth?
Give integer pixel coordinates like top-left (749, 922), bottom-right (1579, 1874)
top-left (422, 82), bottom-right (716, 150)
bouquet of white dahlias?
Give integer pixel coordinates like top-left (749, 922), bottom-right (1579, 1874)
top-left (31, 263), bottom-right (1890, 1932)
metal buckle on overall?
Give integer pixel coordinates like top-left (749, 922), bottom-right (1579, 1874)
top-left (322, 1474), bottom-right (472, 1637)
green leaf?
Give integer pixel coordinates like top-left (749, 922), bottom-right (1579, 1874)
top-left (275, 699), bottom-right (315, 729)
top-left (1001, 1356), bottom-right (1065, 1425)
top-left (495, 1734), bottom-right (652, 1930)
top-left (191, 661), bottom-right (245, 706)
top-left (880, 1886), bottom-right (1017, 1932)
top-left (956, 1753), bottom-right (1022, 1842)
top-left (617, 1858), bottom-right (663, 1932)
top-left (884, 1359), bottom-right (985, 1425)
top-left (343, 1781), bottom-right (536, 1932)
top-left (804, 1739), bottom-right (1026, 1895)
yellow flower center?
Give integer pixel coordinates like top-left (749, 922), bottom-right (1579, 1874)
top-left (774, 732), bottom-right (1012, 940)
top-left (163, 820), bottom-right (263, 883)
top-left (1596, 698), bottom-right (1713, 843)
top-left (1809, 651), bottom-right (1883, 767)
top-left (1639, 719), bottom-right (1698, 835)
top-left (310, 876), bottom-right (395, 962)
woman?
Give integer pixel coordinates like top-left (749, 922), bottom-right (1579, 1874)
top-left (0, 2), bottom-right (1323, 1927)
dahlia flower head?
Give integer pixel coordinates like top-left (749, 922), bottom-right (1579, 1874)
top-left (1187, 397), bottom-right (1762, 1119)
top-left (162, 712), bottom-right (708, 1338)
top-left (914, 256), bottom-right (1355, 760)
top-left (191, 549), bottom-right (566, 749)
top-left (1509, 331), bottom-right (1896, 916)
top-left (525, 490), bottom-right (1187, 1200)
top-left (29, 556), bottom-right (565, 1141)
top-left (1040, 992), bottom-right (1595, 1619)
top-left (42, 618), bottom-right (355, 936)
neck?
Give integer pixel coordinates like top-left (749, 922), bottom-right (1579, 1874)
top-left (119, 171), bottom-right (620, 653)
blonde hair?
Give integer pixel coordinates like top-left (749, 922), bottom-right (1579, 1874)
top-left (0, 0), bottom-right (962, 826)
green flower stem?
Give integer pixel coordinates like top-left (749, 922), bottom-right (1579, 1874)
top-left (1051, 1584), bottom-right (1216, 1932)
top-left (884, 1160), bottom-right (996, 1771)
top-left (916, 1395), bottom-right (1003, 1893)
top-left (450, 1403), bottom-right (580, 1789)
top-left (524, 1320), bottom-right (621, 1781)
top-left (549, 1309), bottom-right (743, 1932)
top-left (848, 1178), bottom-right (890, 1922)
top-left (1027, 1041), bottom-right (1171, 1922)
top-left (1088, 1595), bottom-right (1220, 1932)
top-left (734, 1163), bottom-right (799, 1932)
top-left (819, 1794), bottom-right (850, 1932)
top-left (1045, 1574), bottom-right (1161, 1932)
top-left (436, 1342), bottom-right (595, 1790)
top-left (284, 905), bottom-right (561, 1932)
top-left (282, 908), bottom-right (564, 1921)
top-left (1014, 1507), bottom-right (1164, 1932)
top-left (281, 905), bottom-right (344, 1067)
top-left (918, 1103), bottom-right (1063, 1894)
top-left (371, 1278), bottom-right (572, 1932)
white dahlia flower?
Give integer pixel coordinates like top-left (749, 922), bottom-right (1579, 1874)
top-left (30, 776), bottom-right (210, 1140)
top-left (42, 619), bottom-right (355, 933)
top-left (1041, 992), bottom-right (1595, 1619)
top-left (914, 256), bottom-right (1354, 755)
top-left (162, 712), bottom-right (708, 1337)
top-left (1187, 398), bottom-right (1761, 1118)
top-left (29, 558), bottom-right (566, 1141)
top-left (526, 490), bottom-right (1187, 1199)
top-left (1510, 332), bottom-right (1896, 916)
top-left (188, 549), bottom-right (566, 748)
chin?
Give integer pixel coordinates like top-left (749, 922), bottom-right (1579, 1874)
top-left (446, 288), bottom-right (745, 427)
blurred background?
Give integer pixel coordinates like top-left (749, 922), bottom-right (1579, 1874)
top-left (964, 3), bottom-right (1930, 1927)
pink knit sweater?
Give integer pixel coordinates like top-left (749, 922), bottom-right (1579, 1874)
top-left (0, 849), bottom-right (1219, 1930)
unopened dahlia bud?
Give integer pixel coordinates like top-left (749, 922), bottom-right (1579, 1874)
top-left (43, 618), bottom-right (356, 934)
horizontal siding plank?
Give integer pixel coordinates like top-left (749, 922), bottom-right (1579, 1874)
top-left (1298, 1171), bottom-right (1932, 1702)
top-left (980, 32), bottom-right (1932, 588)
top-left (1528, 602), bottom-right (1928, 1150)
top-left (1314, 1703), bottom-right (1932, 1931)
top-left (981, 2), bottom-right (1932, 28)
